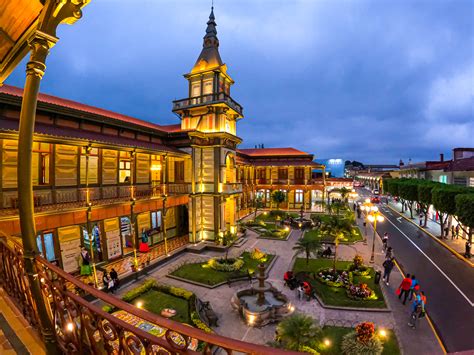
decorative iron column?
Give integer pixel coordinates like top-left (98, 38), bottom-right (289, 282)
top-left (17, 31), bottom-right (59, 354)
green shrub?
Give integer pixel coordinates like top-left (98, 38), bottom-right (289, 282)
top-left (341, 331), bottom-right (383, 355)
top-left (207, 258), bottom-right (244, 272)
top-left (191, 311), bottom-right (213, 333)
top-left (299, 345), bottom-right (320, 354)
top-left (169, 286), bottom-right (194, 300)
top-left (122, 279), bottom-right (157, 302)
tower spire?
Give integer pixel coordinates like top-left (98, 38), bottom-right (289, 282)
top-left (191, 5), bottom-right (223, 72)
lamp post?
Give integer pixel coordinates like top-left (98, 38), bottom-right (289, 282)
top-left (367, 206), bottom-right (385, 264)
top-left (360, 198), bottom-right (372, 245)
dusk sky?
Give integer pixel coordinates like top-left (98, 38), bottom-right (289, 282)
top-left (6, 0), bottom-right (473, 164)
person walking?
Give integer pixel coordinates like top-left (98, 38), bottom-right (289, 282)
top-left (465, 240), bottom-right (472, 259)
top-left (398, 273), bottom-right (412, 305)
top-left (408, 275), bottom-right (419, 301)
top-left (356, 205), bottom-right (361, 219)
top-left (385, 246), bottom-right (393, 259)
top-left (102, 271), bottom-right (114, 293)
top-left (110, 268), bottom-right (120, 290)
top-left (382, 232), bottom-right (389, 252)
top-left (455, 224), bottom-right (460, 239)
top-left (408, 292), bottom-right (425, 329)
top-left (382, 257), bottom-right (395, 286)
top-left (419, 213), bottom-right (423, 226)
top-left (79, 247), bottom-right (92, 276)
top-left (451, 225), bottom-right (456, 240)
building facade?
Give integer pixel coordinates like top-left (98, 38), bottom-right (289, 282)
top-left (0, 9), bottom-right (351, 274)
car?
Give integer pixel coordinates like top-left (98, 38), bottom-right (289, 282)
top-left (371, 196), bottom-right (380, 204)
top-left (373, 189), bottom-right (380, 195)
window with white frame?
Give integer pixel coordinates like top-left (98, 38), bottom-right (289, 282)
top-left (295, 189), bottom-right (304, 203)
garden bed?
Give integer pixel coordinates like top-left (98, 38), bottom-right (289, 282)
top-left (246, 220), bottom-right (291, 240)
top-left (292, 258), bottom-right (387, 309)
top-left (169, 250), bottom-right (275, 287)
top-left (304, 224), bottom-right (363, 244)
top-left (317, 326), bottom-right (400, 355)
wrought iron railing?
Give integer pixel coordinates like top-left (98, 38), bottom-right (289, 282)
top-left (0, 237), bottom-right (296, 354)
top-left (172, 93), bottom-right (243, 116)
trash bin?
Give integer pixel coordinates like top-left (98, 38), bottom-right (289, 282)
top-left (374, 270), bottom-right (382, 284)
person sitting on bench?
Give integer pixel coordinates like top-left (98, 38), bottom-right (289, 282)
top-left (322, 246), bottom-right (332, 258)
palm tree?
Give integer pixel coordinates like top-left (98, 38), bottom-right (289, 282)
top-left (321, 215), bottom-right (353, 271)
top-left (276, 314), bottom-right (321, 351)
top-left (292, 234), bottom-right (321, 265)
top-left (271, 190), bottom-right (286, 210)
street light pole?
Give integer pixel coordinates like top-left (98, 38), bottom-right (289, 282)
top-left (367, 209), bottom-right (384, 264)
top-left (370, 216), bottom-right (378, 264)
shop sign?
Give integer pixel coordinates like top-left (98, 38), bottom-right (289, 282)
top-left (58, 226), bottom-right (81, 273)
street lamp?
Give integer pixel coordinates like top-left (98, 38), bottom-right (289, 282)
top-left (359, 198), bottom-right (373, 244)
top-left (367, 206), bottom-right (385, 263)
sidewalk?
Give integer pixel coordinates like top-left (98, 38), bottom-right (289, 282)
top-left (386, 200), bottom-right (472, 266)
top-left (354, 212), bottom-right (445, 355)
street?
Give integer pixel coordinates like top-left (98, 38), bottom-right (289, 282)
top-left (356, 188), bottom-right (474, 353)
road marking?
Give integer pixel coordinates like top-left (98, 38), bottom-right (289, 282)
top-left (396, 217), bottom-right (402, 223)
top-left (385, 215), bottom-right (474, 307)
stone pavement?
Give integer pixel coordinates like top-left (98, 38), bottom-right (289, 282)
top-left (387, 199), bottom-right (471, 263)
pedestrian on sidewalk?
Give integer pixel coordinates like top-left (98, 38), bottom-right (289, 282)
top-left (455, 224), bottom-right (460, 239)
top-left (419, 213), bottom-right (423, 226)
top-left (385, 246), bottom-right (393, 259)
top-left (353, 202), bottom-right (356, 211)
top-left (357, 205), bottom-right (361, 219)
top-left (408, 292), bottom-right (425, 329)
top-left (382, 232), bottom-right (389, 252)
top-left (465, 240), bottom-right (472, 259)
top-left (451, 225), bottom-right (456, 240)
top-left (408, 275), bottom-right (419, 301)
top-left (110, 268), bottom-right (120, 290)
top-left (398, 273), bottom-right (412, 305)
top-left (382, 257), bottom-right (395, 286)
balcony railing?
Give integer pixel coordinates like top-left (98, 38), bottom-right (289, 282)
top-left (0, 237), bottom-right (296, 354)
top-left (172, 93), bottom-right (243, 116)
top-left (0, 183), bottom-right (191, 216)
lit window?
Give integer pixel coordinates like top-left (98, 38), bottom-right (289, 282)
top-left (119, 152), bottom-right (131, 183)
top-left (80, 147), bottom-right (99, 184)
top-left (295, 189), bottom-right (304, 203)
top-left (32, 142), bottom-right (51, 185)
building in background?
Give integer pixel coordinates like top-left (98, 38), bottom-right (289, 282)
top-left (314, 158), bottom-right (345, 178)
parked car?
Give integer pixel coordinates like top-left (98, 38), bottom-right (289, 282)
top-left (373, 189), bottom-right (380, 195)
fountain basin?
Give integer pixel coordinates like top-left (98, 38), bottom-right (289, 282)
top-left (231, 287), bottom-right (294, 327)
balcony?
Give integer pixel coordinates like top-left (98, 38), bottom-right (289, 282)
top-left (172, 92), bottom-right (243, 116)
top-left (0, 183), bottom-right (191, 216)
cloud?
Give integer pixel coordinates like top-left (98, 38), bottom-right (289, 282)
top-left (425, 64), bottom-right (474, 123)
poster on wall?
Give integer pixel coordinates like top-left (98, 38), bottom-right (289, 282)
top-left (104, 218), bottom-right (122, 260)
top-left (58, 226), bottom-right (81, 274)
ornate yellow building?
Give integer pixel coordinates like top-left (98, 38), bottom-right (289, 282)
top-left (0, 8), bottom-right (350, 273)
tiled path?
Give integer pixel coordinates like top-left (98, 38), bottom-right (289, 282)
top-left (106, 211), bottom-right (443, 354)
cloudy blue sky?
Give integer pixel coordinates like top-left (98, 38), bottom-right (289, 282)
top-left (6, 0), bottom-right (473, 164)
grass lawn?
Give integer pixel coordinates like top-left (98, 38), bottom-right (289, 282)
top-left (136, 289), bottom-right (190, 324)
top-left (247, 219), bottom-right (290, 239)
top-left (292, 258), bottom-right (386, 308)
top-left (305, 224), bottom-right (363, 244)
top-left (170, 252), bottom-right (275, 286)
top-left (317, 326), bottom-right (400, 355)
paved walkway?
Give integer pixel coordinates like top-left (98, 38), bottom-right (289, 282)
top-left (387, 199), bottom-right (471, 265)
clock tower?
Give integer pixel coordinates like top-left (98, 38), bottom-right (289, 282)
top-left (172, 7), bottom-right (243, 242)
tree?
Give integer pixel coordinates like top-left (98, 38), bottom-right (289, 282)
top-left (293, 233), bottom-right (321, 265)
top-left (432, 185), bottom-right (468, 237)
top-left (276, 314), bottom-right (321, 351)
top-left (253, 195), bottom-right (263, 220)
top-left (398, 179), bottom-right (418, 218)
top-left (271, 190), bottom-right (286, 210)
top-left (221, 231), bottom-right (235, 261)
top-left (340, 187), bottom-right (350, 203)
top-left (321, 215), bottom-right (353, 271)
top-left (417, 181), bottom-right (439, 227)
top-left (455, 194), bottom-right (474, 246)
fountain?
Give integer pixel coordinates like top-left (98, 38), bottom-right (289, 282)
top-left (231, 263), bottom-right (294, 327)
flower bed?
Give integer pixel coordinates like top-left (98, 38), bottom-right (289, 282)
top-left (317, 268), bottom-right (352, 287)
top-left (346, 283), bottom-right (376, 300)
top-left (207, 257), bottom-right (244, 272)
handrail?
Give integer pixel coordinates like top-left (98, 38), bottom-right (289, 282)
top-left (172, 92), bottom-right (243, 115)
top-left (0, 237), bottom-right (298, 354)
